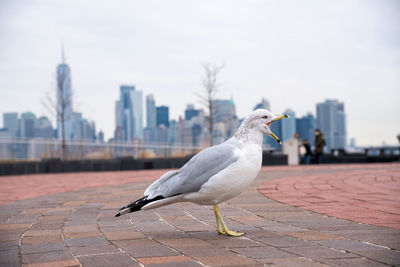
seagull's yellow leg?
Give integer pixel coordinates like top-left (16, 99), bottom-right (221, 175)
top-left (213, 204), bottom-right (244, 236)
top-left (213, 205), bottom-right (225, 235)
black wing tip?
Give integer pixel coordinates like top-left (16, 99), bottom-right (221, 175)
top-left (115, 213), bottom-right (121, 217)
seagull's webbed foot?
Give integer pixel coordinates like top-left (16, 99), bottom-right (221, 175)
top-left (213, 204), bottom-right (244, 237)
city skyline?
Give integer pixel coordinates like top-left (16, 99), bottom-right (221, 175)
top-left (0, 1), bottom-right (399, 146)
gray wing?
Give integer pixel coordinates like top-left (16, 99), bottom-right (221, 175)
top-left (146, 142), bottom-right (239, 199)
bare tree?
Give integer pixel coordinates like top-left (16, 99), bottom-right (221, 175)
top-left (197, 62), bottom-right (225, 146)
top-left (42, 68), bottom-right (73, 160)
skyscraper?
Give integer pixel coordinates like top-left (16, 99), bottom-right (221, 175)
top-left (146, 94), bottom-right (156, 129)
top-left (296, 113), bottom-right (315, 143)
top-left (213, 99), bottom-right (236, 123)
top-left (316, 99), bottom-right (347, 150)
top-left (35, 116), bottom-right (55, 138)
top-left (118, 85), bottom-right (143, 141)
top-left (131, 89), bottom-right (143, 139)
top-left (115, 100), bottom-right (121, 128)
top-left (156, 106), bottom-right (169, 128)
top-left (281, 109), bottom-right (296, 142)
top-left (56, 48), bottom-right (73, 140)
top-left (20, 112), bottom-right (36, 138)
top-left (253, 98), bottom-right (270, 111)
top-left (3, 113), bottom-right (19, 137)
top-left (185, 104), bottom-right (200, 121)
top-left (119, 85), bottom-right (133, 141)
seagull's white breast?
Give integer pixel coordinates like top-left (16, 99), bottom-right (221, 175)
top-left (183, 143), bottom-right (262, 205)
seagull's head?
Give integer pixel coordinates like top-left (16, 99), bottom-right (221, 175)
top-left (239, 109), bottom-right (290, 144)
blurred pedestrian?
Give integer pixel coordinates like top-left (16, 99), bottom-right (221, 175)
top-left (314, 129), bottom-right (326, 164)
top-left (303, 139), bottom-right (312, 164)
top-left (295, 132), bottom-right (303, 161)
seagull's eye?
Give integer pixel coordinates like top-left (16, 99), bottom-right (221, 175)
top-left (262, 116), bottom-right (268, 119)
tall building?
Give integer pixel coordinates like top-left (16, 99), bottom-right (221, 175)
top-left (3, 113), bottom-right (19, 137)
top-left (119, 85), bottom-right (133, 141)
top-left (185, 104), bottom-right (200, 121)
top-left (281, 109), bottom-right (296, 142)
top-left (115, 100), bottom-right (121, 128)
top-left (35, 116), bottom-right (55, 138)
top-left (213, 99), bottom-right (236, 123)
top-left (156, 106), bottom-right (169, 128)
top-left (131, 89), bottom-right (143, 139)
top-left (169, 120), bottom-right (179, 145)
top-left (20, 112), bottom-right (36, 138)
top-left (253, 98), bottom-right (270, 111)
top-left (316, 99), bottom-right (347, 150)
top-left (296, 113), bottom-right (315, 143)
top-left (118, 85), bottom-right (143, 141)
top-left (146, 94), bottom-right (156, 129)
top-left (56, 48), bottom-right (74, 140)
top-left (98, 130), bottom-right (104, 143)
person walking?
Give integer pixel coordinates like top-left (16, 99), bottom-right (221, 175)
top-left (314, 129), bottom-right (326, 164)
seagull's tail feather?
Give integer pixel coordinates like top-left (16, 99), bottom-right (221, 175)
top-left (115, 195), bottom-right (164, 217)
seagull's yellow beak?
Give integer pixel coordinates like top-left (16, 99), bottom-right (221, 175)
top-left (267, 115), bottom-right (290, 144)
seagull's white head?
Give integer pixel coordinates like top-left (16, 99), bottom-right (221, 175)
top-left (234, 109), bottom-right (290, 144)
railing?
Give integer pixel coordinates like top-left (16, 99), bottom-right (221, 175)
top-left (0, 138), bottom-right (204, 162)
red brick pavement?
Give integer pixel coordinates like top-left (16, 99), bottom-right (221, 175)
top-left (0, 170), bottom-right (166, 204)
top-left (1, 163), bottom-right (400, 266)
top-left (259, 163), bottom-right (400, 230)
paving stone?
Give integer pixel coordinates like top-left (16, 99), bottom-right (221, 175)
top-left (69, 244), bottom-right (119, 256)
top-left (0, 254), bottom-right (19, 267)
top-left (64, 237), bottom-right (110, 247)
top-left (157, 237), bottom-right (210, 248)
top-left (63, 224), bottom-right (98, 233)
top-left (316, 239), bottom-right (386, 253)
top-left (146, 262), bottom-right (203, 267)
top-left (25, 229), bottom-right (62, 236)
top-left (231, 246), bottom-right (297, 259)
top-left (178, 246), bottom-right (236, 258)
top-left (205, 237), bottom-right (264, 248)
top-left (196, 254), bottom-right (258, 266)
top-left (352, 249), bottom-right (400, 265)
top-left (284, 230), bottom-right (344, 240)
top-left (22, 260), bottom-right (80, 267)
top-left (0, 223), bottom-right (30, 230)
top-left (63, 231), bottom-right (103, 239)
top-left (281, 246), bottom-right (358, 259)
top-left (0, 249), bottom-right (19, 260)
top-left (257, 257), bottom-right (329, 266)
top-left (0, 240), bottom-right (18, 251)
top-left (21, 250), bottom-right (75, 264)
top-left (21, 242), bottom-right (65, 254)
top-left (0, 229), bottom-right (24, 241)
top-left (256, 236), bottom-right (313, 247)
top-left (21, 235), bottom-right (63, 244)
top-left (320, 257), bottom-right (388, 267)
top-left (137, 255), bottom-right (193, 265)
top-left (77, 252), bottom-right (139, 267)
top-left (103, 230), bottom-right (145, 240)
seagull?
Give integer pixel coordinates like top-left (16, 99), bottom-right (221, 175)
top-left (116, 109), bottom-right (289, 236)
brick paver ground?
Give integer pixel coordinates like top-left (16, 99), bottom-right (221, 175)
top-left (0, 163), bottom-right (399, 266)
top-left (259, 164), bottom-right (400, 230)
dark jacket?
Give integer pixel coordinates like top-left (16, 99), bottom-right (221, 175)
top-left (314, 133), bottom-right (326, 154)
top-left (304, 143), bottom-right (312, 155)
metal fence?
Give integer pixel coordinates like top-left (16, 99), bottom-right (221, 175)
top-left (0, 138), bottom-right (204, 161)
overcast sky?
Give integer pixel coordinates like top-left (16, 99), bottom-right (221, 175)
top-left (0, 0), bottom-right (399, 146)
